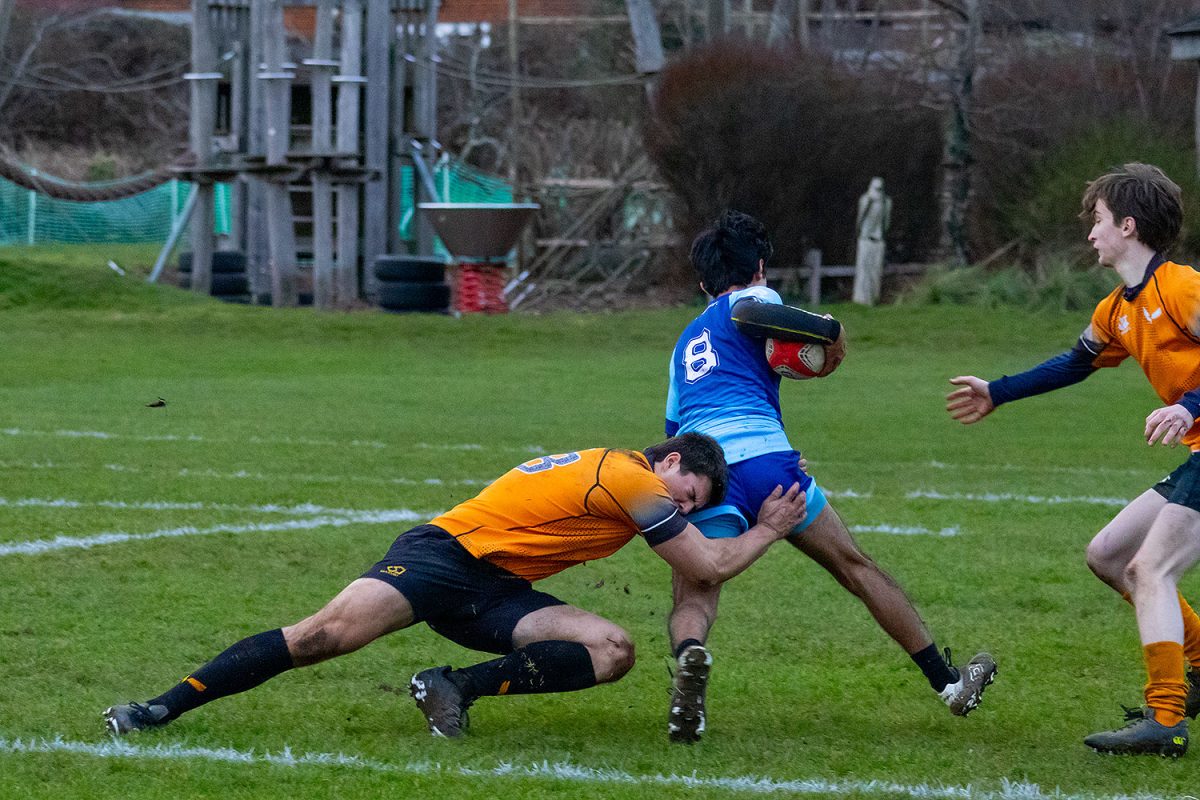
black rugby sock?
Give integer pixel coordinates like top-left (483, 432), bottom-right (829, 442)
top-left (673, 638), bottom-right (704, 659)
top-left (911, 642), bottom-right (959, 691)
top-left (149, 628), bottom-right (295, 720)
top-left (448, 640), bottom-right (596, 697)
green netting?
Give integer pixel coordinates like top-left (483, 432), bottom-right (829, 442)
top-left (398, 159), bottom-right (514, 254)
top-left (0, 158), bottom-right (509, 248)
top-left (0, 178), bottom-right (231, 245)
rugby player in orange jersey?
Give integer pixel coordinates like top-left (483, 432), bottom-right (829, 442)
top-left (103, 433), bottom-right (805, 738)
top-left (948, 163), bottom-right (1200, 757)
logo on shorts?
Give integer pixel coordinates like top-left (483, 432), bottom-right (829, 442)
top-left (381, 565), bottom-right (407, 577)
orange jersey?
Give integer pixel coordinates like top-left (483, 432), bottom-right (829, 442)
top-left (1086, 260), bottom-right (1200, 449)
top-left (429, 448), bottom-right (687, 581)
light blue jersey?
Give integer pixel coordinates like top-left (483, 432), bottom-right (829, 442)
top-left (666, 286), bottom-right (793, 464)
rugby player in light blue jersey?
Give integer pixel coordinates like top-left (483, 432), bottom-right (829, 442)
top-left (663, 210), bottom-right (997, 743)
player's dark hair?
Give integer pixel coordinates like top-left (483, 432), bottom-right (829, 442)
top-left (689, 210), bottom-right (773, 296)
top-left (643, 432), bottom-right (727, 505)
top-left (1080, 163), bottom-right (1183, 254)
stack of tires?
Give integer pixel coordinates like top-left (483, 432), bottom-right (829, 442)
top-left (179, 251), bottom-right (250, 302)
top-left (374, 255), bottom-right (450, 313)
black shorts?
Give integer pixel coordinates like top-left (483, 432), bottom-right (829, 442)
top-left (362, 524), bottom-right (565, 654)
top-left (1152, 452), bottom-right (1200, 512)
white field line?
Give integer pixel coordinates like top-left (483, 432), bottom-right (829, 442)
top-left (0, 736), bottom-right (1172, 800)
top-left (0, 496), bottom-right (371, 516)
top-left (0, 427), bottom-right (547, 453)
top-left (851, 524), bottom-right (960, 537)
top-left (0, 509), bottom-right (434, 557)
top-left (908, 490), bottom-right (1130, 508)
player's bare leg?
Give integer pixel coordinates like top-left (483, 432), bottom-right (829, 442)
top-left (1086, 491), bottom-right (1165, 592)
top-left (105, 579), bottom-right (416, 734)
top-left (412, 604), bottom-right (633, 738)
top-left (789, 503), bottom-right (996, 715)
top-left (1085, 504), bottom-right (1200, 755)
top-left (667, 572), bottom-right (722, 743)
top-left (1086, 490), bottom-right (1200, 717)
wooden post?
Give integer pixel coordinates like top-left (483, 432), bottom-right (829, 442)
top-left (362, 0), bottom-right (391, 296)
top-left (707, 0), bottom-right (727, 38)
top-left (508, 0), bottom-right (520, 190)
top-left (626, 0), bottom-right (665, 74)
top-left (308, 0), bottom-right (337, 309)
top-left (805, 247), bottom-right (822, 307)
top-left (412, 0), bottom-right (439, 255)
top-left (262, 0), bottom-right (298, 306)
top-left (389, 21), bottom-right (408, 254)
top-left (229, 39), bottom-right (246, 253)
top-left (187, 0), bottom-right (219, 295)
top-left (246, 0), bottom-right (269, 299)
top-left (335, 0), bottom-right (364, 307)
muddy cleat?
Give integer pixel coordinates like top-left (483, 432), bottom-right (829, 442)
top-left (937, 651), bottom-right (997, 716)
top-left (1186, 667), bottom-right (1200, 720)
top-left (1084, 706), bottom-right (1188, 757)
top-left (668, 645), bottom-right (712, 744)
top-left (410, 666), bottom-right (473, 738)
top-left (103, 702), bottom-right (169, 735)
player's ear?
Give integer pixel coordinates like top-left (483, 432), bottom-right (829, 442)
top-left (755, 260), bottom-right (765, 281)
top-left (1120, 216), bottom-right (1137, 238)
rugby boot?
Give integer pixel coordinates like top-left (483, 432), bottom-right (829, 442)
top-left (410, 666), bottom-right (473, 738)
top-left (668, 644), bottom-right (712, 744)
top-left (1084, 706), bottom-right (1188, 757)
top-left (103, 702), bottom-right (170, 735)
top-left (937, 650), bottom-right (997, 716)
top-left (1186, 667), bottom-right (1200, 719)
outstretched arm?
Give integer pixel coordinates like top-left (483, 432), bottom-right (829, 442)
top-left (947, 338), bottom-right (1102, 424)
top-left (652, 483), bottom-right (806, 586)
top-left (946, 376), bottom-right (995, 424)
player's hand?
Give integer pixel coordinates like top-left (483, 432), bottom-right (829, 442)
top-left (1145, 403), bottom-right (1195, 447)
top-left (796, 452), bottom-right (808, 473)
top-left (755, 482), bottom-right (806, 538)
top-left (816, 320), bottom-right (846, 378)
top-left (946, 376), bottom-right (995, 425)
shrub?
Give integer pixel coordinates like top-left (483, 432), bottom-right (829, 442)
top-left (643, 39), bottom-right (941, 282)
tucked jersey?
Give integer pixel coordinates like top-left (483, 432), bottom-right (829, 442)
top-left (1086, 260), bottom-right (1200, 450)
top-left (666, 286), bottom-right (791, 464)
top-left (430, 448), bottom-right (687, 581)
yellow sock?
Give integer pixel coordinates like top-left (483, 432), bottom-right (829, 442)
top-left (1178, 593), bottom-right (1200, 670)
top-left (1143, 641), bottom-right (1187, 727)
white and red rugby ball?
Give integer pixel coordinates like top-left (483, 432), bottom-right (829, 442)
top-left (765, 338), bottom-right (826, 380)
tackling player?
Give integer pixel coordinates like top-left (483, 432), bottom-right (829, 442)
top-left (948, 163), bottom-right (1200, 757)
top-left (664, 210), bottom-right (997, 743)
top-left (102, 433), bottom-right (806, 739)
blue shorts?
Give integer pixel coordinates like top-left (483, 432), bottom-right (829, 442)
top-left (363, 524), bottom-right (564, 654)
top-left (687, 449), bottom-right (827, 539)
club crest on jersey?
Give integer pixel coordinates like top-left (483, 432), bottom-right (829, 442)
top-left (1142, 307), bottom-right (1162, 323)
top-left (1117, 314), bottom-right (1130, 334)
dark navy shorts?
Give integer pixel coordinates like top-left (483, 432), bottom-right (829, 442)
top-left (686, 449), bottom-right (825, 539)
top-left (1153, 452), bottom-right (1200, 513)
top-left (362, 524), bottom-right (565, 654)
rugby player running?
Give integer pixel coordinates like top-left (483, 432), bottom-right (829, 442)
top-left (948, 163), bottom-right (1200, 756)
top-left (664, 210), bottom-right (997, 743)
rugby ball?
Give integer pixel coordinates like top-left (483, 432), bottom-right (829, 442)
top-left (765, 338), bottom-right (825, 380)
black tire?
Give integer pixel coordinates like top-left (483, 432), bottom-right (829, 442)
top-left (377, 280), bottom-right (450, 312)
top-left (374, 255), bottom-right (447, 283)
top-left (178, 251), bottom-right (248, 274)
top-left (180, 273), bottom-right (250, 295)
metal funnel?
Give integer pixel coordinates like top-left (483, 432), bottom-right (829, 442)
top-left (418, 203), bottom-right (539, 260)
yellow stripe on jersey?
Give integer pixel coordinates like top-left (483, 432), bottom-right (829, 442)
top-left (430, 448), bottom-right (681, 582)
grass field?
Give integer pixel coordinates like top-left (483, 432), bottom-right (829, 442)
top-left (1, 247), bottom-right (1197, 799)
